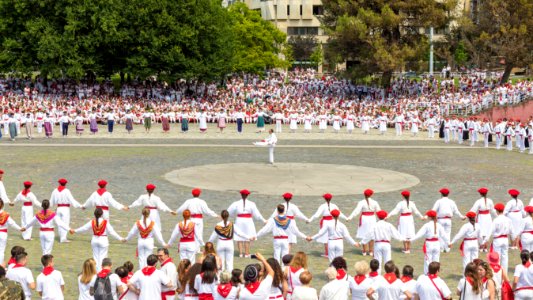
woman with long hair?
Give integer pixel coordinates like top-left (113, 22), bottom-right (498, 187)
top-left (310, 209), bottom-right (358, 262)
top-left (176, 259), bottom-right (192, 299)
top-left (520, 206), bottom-right (533, 251)
top-left (450, 211), bottom-right (483, 271)
top-left (186, 263), bottom-right (202, 300)
top-left (200, 242), bottom-right (222, 271)
top-left (270, 193), bottom-right (310, 252)
top-left (515, 251), bottom-right (533, 299)
top-left (194, 255), bottom-right (219, 300)
top-left (410, 210), bottom-right (449, 274)
top-left (457, 262), bottom-right (483, 299)
top-left (22, 199), bottom-right (69, 255)
top-left (477, 261), bottom-right (496, 300)
top-left (124, 208), bottom-right (166, 268)
top-left (208, 210), bottom-right (249, 272)
top-left (470, 188), bottom-right (495, 252)
top-left (169, 209), bottom-right (204, 264)
top-left (308, 193), bottom-right (347, 257)
top-left (504, 189), bottom-right (524, 249)
top-left (347, 189), bottom-right (381, 256)
top-left (77, 258), bottom-right (97, 300)
top-left (227, 190), bottom-right (266, 258)
top-left (70, 208), bottom-right (123, 270)
top-left (387, 190), bottom-right (424, 253)
top-left (284, 252), bottom-right (308, 300)
top-left (267, 258), bottom-right (288, 300)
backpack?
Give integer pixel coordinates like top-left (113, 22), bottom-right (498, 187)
top-left (90, 274), bottom-right (114, 300)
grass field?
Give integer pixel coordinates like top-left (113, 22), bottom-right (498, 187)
top-left (1, 128), bottom-right (532, 298)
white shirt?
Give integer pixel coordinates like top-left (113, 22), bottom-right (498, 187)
top-left (347, 199), bottom-right (381, 220)
top-left (125, 218), bottom-right (165, 244)
top-left (176, 198), bottom-right (217, 218)
top-left (83, 191), bottom-right (124, 214)
top-left (238, 275), bottom-right (274, 300)
top-left (129, 268), bottom-right (170, 300)
top-left (347, 276), bottom-right (373, 300)
top-left (256, 215), bottom-right (307, 239)
top-left (6, 266), bottom-right (35, 300)
top-left (370, 276), bottom-right (407, 300)
top-left (213, 285), bottom-right (239, 300)
top-left (168, 221), bottom-right (204, 246)
top-left (318, 279), bottom-right (349, 300)
top-left (414, 274), bottom-right (451, 300)
top-left (360, 220), bottom-right (404, 244)
top-left (227, 200), bottom-right (266, 222)
top-left (13, 191), bottom-right (41, 207)
top-left (457, 278), bottom-right (482, 300)
top-left (312, 221), bottom-right (356, 244)
top-left (160, 259), bottom-right (178, 292)
top-left (194, 273), bottom-right (219, 294)
top-left (292, 286), bottom-right (318, 300)
top-left (411, 221), bottom-right (449, 244)
top-left (77, 274), bottom-right (96, 300)
top-left (0, 181), bottom-right (10, 203)
top-left (50, 188), bottom-right (82, 208)
top-left (270, 203), bottom-right (309, 221)
top-left (36, 269), bottom-right (65, 300)
top-left (432, 197), bottom-right (464, 219)
top-left (129, 194), bottom-right (172, 212)
top-left (490, 215), bottom-right (512, 238)
top-left (450, 223), bottom-right (482, 245)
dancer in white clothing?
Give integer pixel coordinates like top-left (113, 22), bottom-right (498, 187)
top-left (70, 208), bottom-right (123, 270)
top-left (309, 209), bottom-right (358, 262)
top-left (124, 208), bottom-right (167, 268)
top-left (504, 188), bottom-right (525, 249)
top-left (158, 248), bottom-right (178, 300)
top-left (520, 206), bottom-right (533, 252)
top-left (347, 189), bottom-right (380, 256)
top-left (82, 180), bottom-right (128, 220)
top-left (0, 200), bottom-right (22, 265)
top-left (449, 211), bottom-right (483, 271)
top-left (208, 210), bottom-right (250, 272)
top-left (129, 184), bottom-right (175, 230)
top-left (168, 209), bottom-right (205, 264)
top-left (176, 188), bottom-right (218, 250)
top-left (387, 190), bottom-right (424, 253)
top-left (11, 181), bottom-right (41, 240)
top-left (409, 210), bottom-right (449, 274)
top-left (432, 188), bottom-right (465, 252)
top-left (270, 193), bottom-right (309, 248)
top-left (49, 178), bottom-right (82, 243)
top-left (487, 203), bottom-right (512, 272)
top-left (469, 187), bottom-right (495, 252)
top-left (308, 193), bottom-right (347, 257)
top-left (0, 170), bottom-right (10, 204)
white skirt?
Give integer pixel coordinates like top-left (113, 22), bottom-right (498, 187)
top-left (304, 122), bottom-right (312, 130)
top-left (290, 121), bottom-right (298, 130)
top-left (361, 123), bottom-right (370, 131)
top-left (333, 122), bottom-right (340, 130)
top-left (508, 212), bottom-right (523, 238)
top-left (476, 214), bottom-right (492, 237)
top-left (346, 122), bottom-right (354, 131)
top-left (234, 217), bottom-right (256, 242)
top-left (317, 218), bottom-right (335, 244)
top-left (397, 215), bottom-right (416, 238)
top-left (356, 215), bottom-right (376, 239)
top-left (319, 122), bottom-right (327, 130)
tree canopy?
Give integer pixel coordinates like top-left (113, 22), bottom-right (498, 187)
top-left (0, 0), bottom-right (288, 80)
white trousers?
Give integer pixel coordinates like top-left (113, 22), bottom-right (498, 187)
top-left (461, 240), bottom-right (479, 270)
top-left (137, 237), bottom-right (154, 268)
top-left (56, 207), bottom-right (70, 242)
top-left (327, 239), bottom-right (344, 262)
top-left (0, 233), bottom-right (7, 264)
top-left (444, 129), bottom-right (450, 143)
top-left (492, 237), bottom-right (509, 271)
top-left (273, 238), bottom-right (289, 264)
top-left (515, 289), bottom-right (533, 299)
top-left (506, 136), bottom-right (513, 151)
top-left (40, 231), bottom-right (55, 255)
top-left (37, 121), bottom-right (43, 133)
top-left (374, 241), bottom-right (391, 274)
top-left (180, 241), bottom-right (198, 264)
top-left (190, 217), bottom-right (204, 250)
top-left (216, 239), bottom-right (234, 272)
top-left (530, 137), bottom-right (533, 154)
top-left (395, 124), bottom-right (402, 136)
top-left (427, 125), bottom-right (435, 138)
top-left (458, 130), bottom-right (464, 144)
top-left (495, 133), bottom-right (502, 149)
top-left (92, 236), bottom-right (109, 271)
top-left (437, 219), bottom-right (452, 251)
top-left (484, 133), bottom-right (490, 148)
top-left (521, 234), bottom-right (533, 252)
top-left (148, 209), bottom-right (162, 231)
top-left (269, 146), bottom-right (275, 164)
top-left (275, 120), bottom-right (282, 133)
top-left (21, 207), bottom-right (33, 240)
top-left (423, 240), bottom-right (441, 274)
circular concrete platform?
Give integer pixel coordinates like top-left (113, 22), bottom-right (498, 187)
top-left (164, 163), bottom-right (420, 196)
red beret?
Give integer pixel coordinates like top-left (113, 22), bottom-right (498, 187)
top-left (23, 181), bottom-right (32, 187)
top-left (146, 184), bottom-right (156, 191)
top-left (478, 187), bottom-right (488, 195)
top-left (58, 178), bottom-right (68, 185)
top-left (426, 210), bottom-right (437, 218)
top-left (282, 193), bottom-right (293, 200)
top-left (508, 189), bottom-right (520, 197)
top-left (0, 170), bottom-right (3, 174)
top-left (376, 210), bottom-right (388, 219)
top-left (98, 180), bottom-right (107, 187)
top-left (439, 188), bottom-right (450, 196)
top-left (323, 193), bottom-right (332, 200)
top-left (525, 206), bottom-right (533, 214)
top-left (240, 189), bottom-right (250, 196)
top-left (192, 188), bottom-right (201, 197)
top-left (401, 190), bottom-right (410, 197)
top-left (494, 203), bottom-right (505, 211)
top-left (330, 209), bottom-right (340, 218)
top-left (466, 211), bottom-right (476, 219)
top-left (364, 189), bottom-right (374, 197)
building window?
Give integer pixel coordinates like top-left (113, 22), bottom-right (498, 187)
top-left (287, 5), bottom-right (290, 15)
top-left (312, 5), bottom-right (323, 15)
top-left (287, 27), bottom-right (319, 36)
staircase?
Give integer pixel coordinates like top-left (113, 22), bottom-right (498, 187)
top-left (473, 98), bottom-right (533, 121)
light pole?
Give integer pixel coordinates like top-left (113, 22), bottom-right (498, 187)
top-left (429, 27), bottom-right (434, 75)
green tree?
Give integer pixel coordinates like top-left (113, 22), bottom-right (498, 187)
top-left (310, 45), bottom-right (323, 68)
top-left (320, 0), bottom-right (456, 87)
top-left (288, 36), bottom-right (318, 62)
top-left (454, 41), bottom-right (469, 67)
top-left (228, 2), bottom-right (288, 73)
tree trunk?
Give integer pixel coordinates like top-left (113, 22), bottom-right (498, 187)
top-left (500, 63), bottom-right (513, 84)
top-left (381, 70), bottom-right (393, 91)
top-left (120, 72), bottom-right (125, 84)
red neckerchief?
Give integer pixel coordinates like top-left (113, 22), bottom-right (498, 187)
top-left (217, 283), bottom-right (232, 298)
top-left (12, 264), bottom-right (25, 269)
top-left (369, 271), bottom-right (378, 278)
top-left (354, 275), bottom-right (366, 285)
top-left (98, 269), bottom-right (111, 278)
top-left (7, 257), bottom-right (16, 265)
top-left (482, 277), bottom-right (488, 283)
top-left (161, 258), bottom-right (173, 268)
top-left (120, 277), bottom-right (128, 284)
top-left (127, 272), bottom-right (133, 280)
top-left (36, 210), bottom-right (56, 224)
top-left (383, 272), bottom-right (397, 284)
top-left (289, 266), bottom-right (301, 273)
top-left (401, 276), bottom-right (412, 283)
top-left (21, 189), bottom-right (30, 196)
top-left (245, 281), bottom-right (260, 294)
top-left (466, 277), bottom-right (474, 285)
top-left (42, 266), bottom-right (54, 276)
top-left (525, 261), bottom-right (532, 268)
top-left (428, 274), bottom-right (438, 279)
top-left (57, 185), bottom-right (66, 192)
top-left (336, 269), bottom-right (346, 280)
top-left (490, 263), bottom-right (502, 273)
top-left (141, 266), bottom-right (156, 276)
top-left (96, 188), bottom-right (107, 196)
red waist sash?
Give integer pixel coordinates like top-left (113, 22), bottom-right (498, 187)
top-left (237, 214), bottom-right (252, 218)
top-left (96, 206), bottom-right (109, 210)
top-left (40, 228), bottom-right (54, 232)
